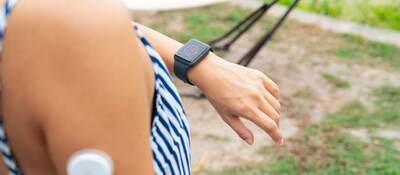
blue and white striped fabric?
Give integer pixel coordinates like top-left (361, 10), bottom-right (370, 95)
top-left (134, 26), bottom-right (191, 175)
top-left (0, 121), bottom-right (20, 175)
top-left (0, 0), bottom-right (16, 53)
top-left (0, 0), bottom-right (191, 174)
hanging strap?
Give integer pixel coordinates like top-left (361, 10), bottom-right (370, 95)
top-left (208, 0), bottom-right (300, 66)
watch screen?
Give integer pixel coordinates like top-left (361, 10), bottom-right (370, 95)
top-left (177, 39), bottom-right (210, 62)
top-left (183, 45), bottom-right (201, 58)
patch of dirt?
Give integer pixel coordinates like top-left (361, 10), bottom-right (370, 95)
top-left (347, 128), bottom-right (400, 151)
top-left (347, 128), bottom-right (370, 142)
top-left (375, 129), bottom-right (400, 140)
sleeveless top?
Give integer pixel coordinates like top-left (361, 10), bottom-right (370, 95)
top-left (0, 1), bottom-right (191, 175)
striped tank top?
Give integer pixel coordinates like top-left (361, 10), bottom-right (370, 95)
top-left (0, 1), bottom-right (191, 175)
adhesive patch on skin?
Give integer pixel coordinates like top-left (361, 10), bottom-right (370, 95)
top-left (67, 149), bottom-right (114, 175)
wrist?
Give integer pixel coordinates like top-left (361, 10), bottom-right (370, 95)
top-left (187, 53), bottom-right (224, 89)
top-left (173, 39), bottom-right (213, 85)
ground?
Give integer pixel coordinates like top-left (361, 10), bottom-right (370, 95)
top-left (133, 3), bottom-right (400, 174)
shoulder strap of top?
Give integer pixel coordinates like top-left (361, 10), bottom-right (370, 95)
top-left (0, 0), bottom-right (17, 52)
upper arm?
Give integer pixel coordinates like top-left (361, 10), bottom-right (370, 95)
top-left (2, 1), bottom-right (153, 174)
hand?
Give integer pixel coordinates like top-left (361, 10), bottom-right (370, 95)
top-left (188, 54), bottom-right (284, 145)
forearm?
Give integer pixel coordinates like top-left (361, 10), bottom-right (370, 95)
top-left (134, 23), bottom-right (284, 145)
top-left (134, 23), bottom-right (224, 87)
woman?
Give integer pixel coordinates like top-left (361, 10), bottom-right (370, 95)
top-left (0, 0), bottom-right (283, 174)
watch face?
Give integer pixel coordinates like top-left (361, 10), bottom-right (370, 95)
top-left (177, 39), bottom-right (210, 63)
top-left (183, 45), bottom-right (201, 58)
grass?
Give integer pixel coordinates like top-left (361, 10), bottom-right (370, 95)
top-left (335, 46), bottom-right (361, 58)
top-left (209, 85), bottom-right (400, 175)
top-left (334, 34), bottom-right (400, 70)
top-left (151, 5), bottom-right (251, 43)
top-left (326, 85), bottom-right (400, 129)
top-left (320, 72), bottom-right (350, 89)
top-left (293, 88), bottom-right (314, 99)
top-left (210, 123), bottom-right (400, 175)
top-left (267, 0), bottom-right (400, 31)
top-left (340, 34), bottom-right (398, 59)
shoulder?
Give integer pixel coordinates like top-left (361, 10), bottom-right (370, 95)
top-left (3, 0), bottom-right (137, 64)
top-left (2, 0), bottom-right (139, 76)
top-left (2, 0), bottom-right (146, 115)
top-left (7, 0), bottom-right (132, 35)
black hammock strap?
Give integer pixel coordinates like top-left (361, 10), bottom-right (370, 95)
top-left (181, 0), bottom-right (300, 99)
top-left (209, 0), bottom-right (300, 66)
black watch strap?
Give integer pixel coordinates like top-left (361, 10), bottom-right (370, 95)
top-left (174, 59), bottom-right (192, 85)
top-left (174, 39), bottom-right (212, 85)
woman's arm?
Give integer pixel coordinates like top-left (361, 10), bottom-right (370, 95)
top-left (135, 23), bottom-right (284, 145)
top-left (3, 1), bottom-right (154, 174)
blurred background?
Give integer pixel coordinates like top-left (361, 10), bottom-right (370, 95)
top-left (132, 0), bottom-right (400, 174)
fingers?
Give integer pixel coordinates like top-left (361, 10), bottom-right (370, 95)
top-left (223, 115), bottom-right (254, 145)
top-left (259, 75), bottom-right (281, 126)
top-left (261, 88), bottom-right (281, 114)
top-left (258, 96), bottom-right (280, 127)
top-left (261, 75), bottom-right (280, 99)
top-left (245, 107), bottom-right (284, 145)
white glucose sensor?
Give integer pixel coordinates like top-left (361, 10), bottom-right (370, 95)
top-left (67, 149), bottom-right (114, 175)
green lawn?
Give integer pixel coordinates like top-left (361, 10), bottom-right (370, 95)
top-left (265, 0), bottom-right (400, 31)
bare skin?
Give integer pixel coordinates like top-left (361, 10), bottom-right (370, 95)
top-left (0, 0), bottom-right (282, 174)
top-left (1, 0), bottom-right (154, 174)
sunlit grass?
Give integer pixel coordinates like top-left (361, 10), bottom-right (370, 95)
top-left (266, 0), bottom-right (400, 31)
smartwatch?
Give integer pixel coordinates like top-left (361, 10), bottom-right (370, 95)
top-left (174, 39), bottom-right (212, 85)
